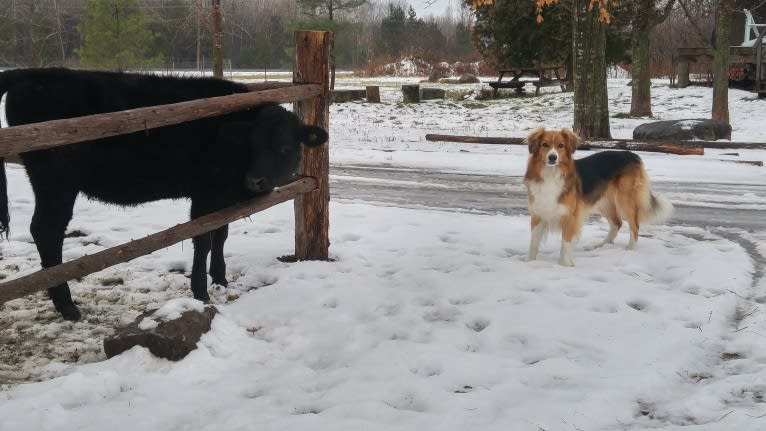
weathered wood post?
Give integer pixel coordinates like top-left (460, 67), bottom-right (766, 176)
top-left (402, 84), bottom-right (420, 103)
top-left (677, 62), bottom-right (690, 88)
top-left (366, 85), bottom-right (381, 103)
top-left (293, 30), bottom-right (332, 261)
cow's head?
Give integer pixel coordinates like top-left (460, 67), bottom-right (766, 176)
top-left (219, 103), bottom-right (328, 193)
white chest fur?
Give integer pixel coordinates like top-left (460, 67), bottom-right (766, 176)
top-left (0, 92), bottom-right (8, 129)
top-left (527, 167), bottom-right (567, 224)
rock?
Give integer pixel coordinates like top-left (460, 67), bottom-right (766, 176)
top-left (428, 69), bottom-right (448, 83)
top-left (103, 304), bottom-right (218, 361)
top-left (633, 119), bottom-right (731, 141)
top-left (458, 74), bottom-right (480, 84)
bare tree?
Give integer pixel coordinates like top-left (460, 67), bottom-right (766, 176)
top-left (628, 0), bottom-right (676, 117)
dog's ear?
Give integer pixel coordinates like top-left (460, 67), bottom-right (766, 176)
top-left (525, 128), bottom-right (546, 154)
top-left (561, 128), bottom-right (580, 154)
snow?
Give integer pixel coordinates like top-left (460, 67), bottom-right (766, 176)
top-left (1, 76), bottom-right (766, 430)
top-left (138, 298), bottom-right (207, 330)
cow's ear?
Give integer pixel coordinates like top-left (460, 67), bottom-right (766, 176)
top-left (218, 122), bottom-right (252, 146)
top-left (299, 126), bottom-right (328, 147)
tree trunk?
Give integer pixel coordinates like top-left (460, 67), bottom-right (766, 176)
top-left (712, 0), bottom-right (732, 123)
top-left (630, 28), bottom-right (653, 117)
top-left (572, 0), bottom-right (611, 139)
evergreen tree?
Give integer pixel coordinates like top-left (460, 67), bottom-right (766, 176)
top-left (465, 0), bottom-right (571, 68)
top-left (381, 4), bottom-right (407, 57)
top-left (77, 0), bottom-right (163, 71)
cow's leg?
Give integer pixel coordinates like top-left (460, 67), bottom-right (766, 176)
top-left (189, 200), bottom-right (220, 302)
top-left (190, 232), bottom-right (212, 302)
top-left (30, 189), bottom-right (80, 321)
top-left (209, 224), bottom-right (229, 286)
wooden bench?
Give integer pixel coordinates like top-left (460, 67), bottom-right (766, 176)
top-left (488, 80), bottom-right (527, 96)
top-left (487, 67), bottom-right (567, 97)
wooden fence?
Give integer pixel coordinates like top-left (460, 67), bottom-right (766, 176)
top-left (0, 30), bottom-right (333, 304)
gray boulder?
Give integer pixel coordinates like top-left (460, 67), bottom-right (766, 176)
top-left (104, 304), bottom-right (218, 361)
top-left (633, 119), bottom-right (731, 141)
top-left (458, 74), bottom-right (480, 84)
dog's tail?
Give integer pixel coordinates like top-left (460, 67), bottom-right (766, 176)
top-left (641, 192), bottom-right (674, 225)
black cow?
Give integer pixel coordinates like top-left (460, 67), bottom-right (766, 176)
top-left (0, 68), bottom-right (328, 321)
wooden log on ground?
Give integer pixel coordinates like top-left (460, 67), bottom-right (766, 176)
top-left (293, 30), bottom-right (332, 261)
top-left (331, 89), bottom-right (367, 103)
top-left (424, 134), bottom-right (704, 155)
top-left (0, 178), bottom-right (317, 304)
top-left (720, 159), bottom-right (763, 166)
top-left (425, 133), bottom-right (766, 151)
top-left (402, 84), bottom-right (420, 103)
top-left (580, 140), bottom-right (704, 155)
top-left (366, 86), bottom-right (381, 103)
top-left (420, 88), bottom-right (446, 100)
top-left (0, 84), bottom-right (322, 158)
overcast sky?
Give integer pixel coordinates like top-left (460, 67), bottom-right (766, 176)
top-left (408, 0), bottom-right (460, 17)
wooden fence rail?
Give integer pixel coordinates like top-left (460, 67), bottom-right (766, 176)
top-left (0, 84), bottom-right (322, 158)
top-left (0, 178), bottom-right (316, 304)
top-left (0, 30), bottom-right (332, 304)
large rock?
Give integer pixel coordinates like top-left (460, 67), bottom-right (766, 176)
top-left (428, 68), bottom-right (448, 83)
top-left (633, 119), bottom-right (731, 141)
top-left (104, 300), bottom-right (218, 361)
top-left (458, 74), bottom-right (480, 84)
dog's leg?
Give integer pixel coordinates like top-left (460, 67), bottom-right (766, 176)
top-left (559, 215), bottom-right (578, 266)
top-left (626, 209), bottom-right (640, 250)
top-left (526, 215), bottom-right (545, 261)
top-left (588, 209), bottom-right (622, 250)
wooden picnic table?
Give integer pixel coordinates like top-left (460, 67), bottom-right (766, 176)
top-left (487, 67), bottom-right (568, 97)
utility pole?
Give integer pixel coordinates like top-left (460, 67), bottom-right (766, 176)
top-left (196, 0), bottom-right (202, 70)
top-left (212, 0), bottom-right (223, 78)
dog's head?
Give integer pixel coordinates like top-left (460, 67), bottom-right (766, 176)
top-left (526, 128), bottom-right (580, 167)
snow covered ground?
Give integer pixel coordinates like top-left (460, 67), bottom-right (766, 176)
top-left (1, 76), bottom-right (766, 430)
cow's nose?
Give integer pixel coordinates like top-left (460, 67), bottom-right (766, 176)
top-left (245, 176), bottom-right (267, 192)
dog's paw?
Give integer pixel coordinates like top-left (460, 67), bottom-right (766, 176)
top-left (558, 257), bottom-right (575, 267)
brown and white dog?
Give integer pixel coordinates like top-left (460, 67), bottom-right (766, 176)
top-left (523, 128), bottom-right (673, 266)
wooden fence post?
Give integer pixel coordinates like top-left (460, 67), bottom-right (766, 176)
top-left (293, 30), bottom-right (332, 261)
top-left (677, 62), bottom-right (690, 88)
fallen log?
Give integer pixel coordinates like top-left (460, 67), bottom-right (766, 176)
top-left (424, 134), bottom-right (704, 155)
top-left (579, 140), bottom-right (703, 155)
top-left (720, 159), bottom-right (763, 166)
top-left (425, 133), bottom-right (766, 150)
